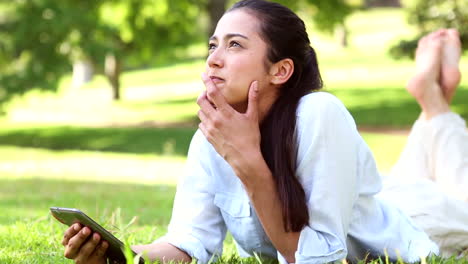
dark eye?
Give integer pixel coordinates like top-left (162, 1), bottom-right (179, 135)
top-left (208, 43), bottom-right (217, 51)
top-left (229, 41), bottom-right (241, 48)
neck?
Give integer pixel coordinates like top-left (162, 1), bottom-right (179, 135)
top-left (232, 88), bottom-right (279, 125)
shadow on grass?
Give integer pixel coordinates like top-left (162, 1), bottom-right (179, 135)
top-left (121, 95), bottom-right (198, 108)
top-left (0, 178), bottom-right (176, 226)
top-left (331, 86), bottom-right (468, 128)
top-left (0, 126), bottom-right (197, 155)
top-left (0, 87), bottom-right (466, 154)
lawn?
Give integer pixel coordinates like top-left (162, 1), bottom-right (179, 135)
top-left (1, 7), bottom-right (468, 264)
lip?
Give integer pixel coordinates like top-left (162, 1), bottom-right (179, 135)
top-left (209, 75), bottom-right (225, 84)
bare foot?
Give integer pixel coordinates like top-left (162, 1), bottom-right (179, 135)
top-left (406, 30), bottom-right (450, 120)
top-left (441, 28), bottom-right (462, 103)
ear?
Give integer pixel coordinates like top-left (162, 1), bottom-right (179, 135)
top-left (269, 58), bottom-right (294, 85)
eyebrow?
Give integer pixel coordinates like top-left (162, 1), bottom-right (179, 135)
top-left (209, 33), bottom-right (249, 42)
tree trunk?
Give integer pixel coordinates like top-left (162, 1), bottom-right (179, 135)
top-left (105, 53), bottom-right (121, 101)
top-left (336, 24), bottom-right (348, 48)
top-left (207, 0), bottom-right (227, 37)
top-left (365, 0), bottom-right (401, 8)
top-left (72, 60), bottom-right (93, 88)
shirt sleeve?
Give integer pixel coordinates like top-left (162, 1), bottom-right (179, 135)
top-left (286, 93), bottom-right (363, 264)
top-left (155, 130), bottom-right (227, 264)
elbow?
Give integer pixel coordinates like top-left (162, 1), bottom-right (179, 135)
top-left (285, 256), bottom-right (296, 264)
top-left (282, 250), bottom-right (296, 264)
top-left (281, 232), bottom-right (300, 263)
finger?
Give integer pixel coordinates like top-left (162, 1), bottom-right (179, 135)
top-left (201, 73), bottom-right (232, 113)
top-left (198, 109), bottom-right (208, 123)
top-left (75, 232), bottom-right (101, 262)
top-left (198, 122), bottom-right (211, 142)
top-left (197, 91), bottom-right (216, 115)
top-left (92, 241), bottom-right (109, 259)
top-left (198, 90), bottom-right (216, 108)
top-left (62, 223), bottom-right (82, 246)
top-left (64, 226), bottom-right (92, 259)
top-left (246, 81), bottom-right (259, 120)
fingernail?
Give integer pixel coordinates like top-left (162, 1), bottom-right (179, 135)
top-left (74, 224), bottom-right (80, 231)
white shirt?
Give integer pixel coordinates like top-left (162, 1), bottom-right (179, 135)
top-left (156, 92), bottom-right (439, 264)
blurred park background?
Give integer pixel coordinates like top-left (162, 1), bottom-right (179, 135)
top-left (1, 0), bottom-right (468, 263)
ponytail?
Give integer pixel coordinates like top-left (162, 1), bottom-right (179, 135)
top-left (260, 47), bottom-right (322, 232)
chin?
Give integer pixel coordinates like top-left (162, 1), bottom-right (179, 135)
top-left (223, 93), bottom-right (244, 105)
top-left (227, 98), bottom-right (248, 112)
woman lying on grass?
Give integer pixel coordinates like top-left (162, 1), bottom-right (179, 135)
top-left (60, 0), bottom-right (468, 263)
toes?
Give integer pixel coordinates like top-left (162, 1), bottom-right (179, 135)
top-left (417, 32), bottom-right (443, 52)
top-left (445, 28), bottom-right (462, 49)
top-left (447, 28), bottom-right (460, 39)
top-left (442, 28), bottom-right (461, 65)
top-left (434, 28), bottom-right (447, 38)
top-left (417, 35), bottom-right (429, 49)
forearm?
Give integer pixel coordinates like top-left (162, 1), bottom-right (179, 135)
top-left (233, 151), bottom-right (300, 263)
top-left (132, 242), bottom-right (192, 263)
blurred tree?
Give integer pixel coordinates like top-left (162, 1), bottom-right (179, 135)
top-left (205, 0), bottom-right (228, 37)
top-left (0, 0), bottom-right (103, 104)
top-left (305, 0), bottom-right (353, 34)
top-left (0, 0), bottom-right (353, 107)
top-left (390, 0), bottom-right (468, 59)
top-left (96, 0), bottom-right (202, 100)
top-left (305, 0), bottom-right (353, 47)
top-left (226, 0), bottom-right (353, 47)
top-left (0, 0), bottom-right (202, 104)
top-left (365, 0), bottom-right (401, 8)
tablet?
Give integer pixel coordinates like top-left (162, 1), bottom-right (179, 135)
top-left (50, 207), bottom-right (144, 264)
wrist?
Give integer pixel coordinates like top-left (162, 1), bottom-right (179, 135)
top-left (232, 150), bottom-right (271, 189)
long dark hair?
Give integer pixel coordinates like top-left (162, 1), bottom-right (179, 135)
top-left (228, 0), bottom-right (323, 232)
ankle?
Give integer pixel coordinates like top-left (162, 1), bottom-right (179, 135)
top-left (420, 83), bottom-right (450, 120)
top-left (441, 67), bottom-right (461, 103)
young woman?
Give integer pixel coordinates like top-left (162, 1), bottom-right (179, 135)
top-left (60, 1), bottom-right (468, 263)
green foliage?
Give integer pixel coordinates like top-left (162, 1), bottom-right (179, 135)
top-left (0, 0), bottom-right (203, 106)
top-left (305, 0), bottom-right (353, 32)
top-left (0, 0), bottom-right (103, 104)
top-left (97, 0), bottom-right (204, 65)
top-left (390, 0), bottom-right (468, 59)
top-left (0, 0), bottom-right (357, 107)
top-left (270, 0), bottom-right (353, 32)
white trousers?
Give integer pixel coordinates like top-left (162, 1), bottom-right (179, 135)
top-left (380, 112), bottom-right (468, 257)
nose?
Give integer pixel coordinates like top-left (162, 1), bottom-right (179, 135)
top-left (207, 48), bottom-right (224, 69)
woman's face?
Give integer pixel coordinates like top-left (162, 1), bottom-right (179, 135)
top-left (205, 9), bottom-right (274, 110)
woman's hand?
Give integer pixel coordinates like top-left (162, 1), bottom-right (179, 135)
top-left (197, 73), bottom-right (262, 181)
top-left (62, 223), bottom-right (108, 264)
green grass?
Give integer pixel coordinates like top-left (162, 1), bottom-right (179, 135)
top-left (0, 123), bottom-right (196, 156)
top-left (1, 7), bottom-right (468, 264)
top-left (0, 178), bottom-right (173, 264)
